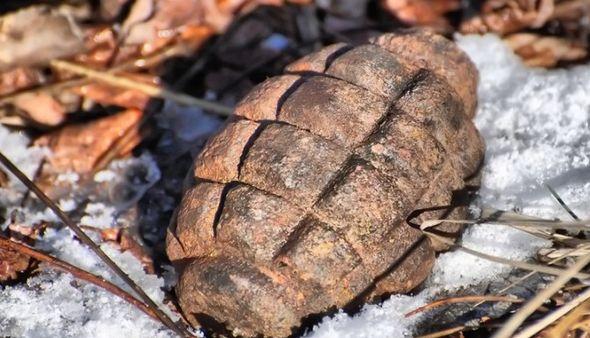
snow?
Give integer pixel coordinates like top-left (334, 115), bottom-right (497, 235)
top-left (0, 127), bottom-right (46, 204)
top-left (0, 133), bottom-right (174, 337)
top-left (80, 203), bottom-right (117, 228)
top-left (0, 33), bottom-right (589, 337)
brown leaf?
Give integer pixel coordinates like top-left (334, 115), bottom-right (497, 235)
top-left (381, 0), bottom-right (460, 29)
top-left (74, 26), bottom-right (118, 68)
top-left (35, 108), bottom-right (143, 175)
top-left (459, 0), bottom-right (578, 36)
top-left (0, 169), bottom-right (8, 188)
top-left (0, 67), bottom-right (44, 96)
top-left (505, 33), bottom-right (587, 67)
top-left (0, 247), bottom-right (31, 283)
top-left (121, 0), bottom-right (295, 49)
top-left (0, 222), bottom-right (43, 283)
top-left (99, 228), bottom-right (155, 274)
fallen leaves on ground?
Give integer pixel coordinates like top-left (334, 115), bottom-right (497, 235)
top-left (0, 222), bottom-right (45, 283)
top-left (99, 228), bottom-right (155, 274)
top-left (381, 0), bottom-right (460, 31)
top-left (0, 247), bottom-right (31, 283)
top-left (35, 108), bottom-right (143, 175)
top-left (505, 32), bottom-right (587, 67)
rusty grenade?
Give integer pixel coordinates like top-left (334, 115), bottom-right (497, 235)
top-left (166, 29), bottom-right (485, 337)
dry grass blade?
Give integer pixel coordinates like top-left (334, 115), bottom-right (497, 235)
top-left (423, 231), bottom-right (590, 279)
top-left (492, 253), bottom-right (590, 338)
top-left (424, 215), bottom-right (590, 232)
top-left (0, 235), bottom-right (159, 322)
top-left (49, 59), bottom-right (233, 116)
top-left (405, 295), bottom-right (523, 317)
top-left (478, 243), bottom-right (590, 308)
top-left (514, 287), bottom-right (590, 338)
top-left (0, 151), bottom-right (193, 337)
top-left (416, 325), bottom-right (466, 338)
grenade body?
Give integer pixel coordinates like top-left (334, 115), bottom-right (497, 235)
top-left (166, 29), bottom-right (484, 337)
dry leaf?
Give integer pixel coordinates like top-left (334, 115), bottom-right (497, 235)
top-left (35, 109), bottom-right (143, 174)
top-left (100, 228), bottom-right (155, 274)
top-left (0, 67), bottom-right (44, 96)
top-left (0, 5), bottom-right (85, 71)
top-left (381, 0), bottom-right (460, 29)
top-left (505, 33), bottom-right (587, 67)
top-left (74, 26), bottom-right (118, 68)
top-left (0, 247), bottom-right (31, 283)
top-left (460, 0), bottom-right (577, 35)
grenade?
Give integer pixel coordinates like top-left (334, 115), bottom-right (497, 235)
top-left (166, 29), bottom-right (485, 337)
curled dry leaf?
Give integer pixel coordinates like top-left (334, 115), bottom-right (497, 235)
top-left (167, 29), bottom-right (484, 337)
top-left (99, 228), bottom-right (155, 274)
top-left (0, 246), bottom-right (31, 283)
top-left (35, 108), bottom-right (143, 175)
top-left (0, 221), bottom-right (44, 283)
top-left (505, 33), bottom-right (587, 67)
top-left (459, 0), bottom-right (583, 36)
top-left (121, 0), bottom-right (307, 49)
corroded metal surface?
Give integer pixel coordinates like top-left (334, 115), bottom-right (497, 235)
top-left (167, 30), bottom-right (484, 337)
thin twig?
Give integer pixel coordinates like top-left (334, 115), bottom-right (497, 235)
top-left (492, 253), bottom-right (590, 338)
top-left (0, 235), bottom-right (159, 322)
top-left (49, 59), bottom-right (233, 116)
top-left (545, 183), bottom-right (580, 220)
top-left (405, 295), bottom-right (523, 317)
top-left (423, 231), bottom-right (590, 279)
top-left (513, 287), bottom-right (590, 338)
top-left (0, 151), bottom-right (192, 337)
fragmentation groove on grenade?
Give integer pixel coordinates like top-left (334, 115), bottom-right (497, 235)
top-left (166, 29), bottom-right (485, 337)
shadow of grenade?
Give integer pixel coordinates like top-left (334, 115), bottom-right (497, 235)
top-left (166, 29), bottom-right (485, 337)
